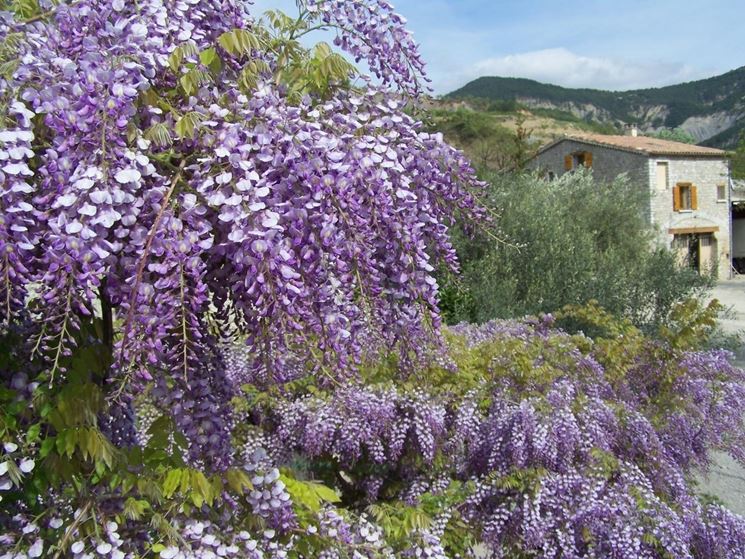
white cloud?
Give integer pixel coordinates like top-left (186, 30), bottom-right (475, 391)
top-left (449, 48), bottom-right (704, 92)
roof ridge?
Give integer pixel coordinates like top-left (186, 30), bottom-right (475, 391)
top-left (558, 133), bottom-right (727, 156)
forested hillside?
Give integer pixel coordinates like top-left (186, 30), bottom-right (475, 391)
top-left (446, 66), bottom-right (745, 147)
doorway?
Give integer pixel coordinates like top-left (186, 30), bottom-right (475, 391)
top-left (733, 202), bottom-right (745, 274)
top-left (673, 233), bottom-right (716, 274)
top-left (687, 234), bottom-right (700, 271)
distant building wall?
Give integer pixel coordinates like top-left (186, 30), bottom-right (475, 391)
top-left (528, 140), bottom-right (652, 221)
top-left (529, 140), bottom-right (649, 186)
top-left (528, 139), bottom-right (732, 277)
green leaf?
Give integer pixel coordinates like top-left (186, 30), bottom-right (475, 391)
top-left (280, 475), bottom-right (340, 513)
top-left (175, 112), bottom-right (205, 140)
top-left (9, 0), bottom-right (42, 19)
top-left (144, 123), bottom-right (173, 147)
top-left (199, 47), bottom-right (220, 67)
top-left (162, 469), bottom-right (182, 498)
top-left (179, 69), bottom-right (211, 96)
top-left (190, 490), bottom-right (204, 508)
top-left (168, 42), bottom-right (199, 73)
top-left (146, 415), bottom-right (171, 449)
top-left (0, 60), bottom-right (19, 80)
top-left (95, 458), bottom-right (106, 478)
top-left (263, 9), bottom-right (297, 33)
top-left (225, 469), bottom-right (253, 495)
top-left (238, 59), bottom-right (271, 92)
top-left (312, 42), bottom-right (333, 59)
top-left (218, 29), bottom-right (262, 57)
top-left (26, 423), bottom-right (41, 443)
top-left (179, 468), bottom-right (191, 494)
top-left (191, 470), bottom-right (214, 505)
top-left (309, 481), bottom-right (340, 504)
top-left (39, 437), bottom-right (55, 458)
top-left (64, 430), bottom-right (76, 457)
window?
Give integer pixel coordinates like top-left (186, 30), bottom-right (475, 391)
top-left (680, 184), bottom-right (692, 209)
top-left (673, 182), bottom-right (697, 211)
top-left (656, 162), bottom-right (669, 191)
top-left (717, 183), bottom-right (727, 202)
top-left (564, 151), bottom-right (593, 171)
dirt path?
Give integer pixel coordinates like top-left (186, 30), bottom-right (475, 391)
top-left (696, 278), bottom-right (745, 514)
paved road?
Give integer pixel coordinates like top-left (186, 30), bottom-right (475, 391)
top-left (696, 278), bottom-right (745, 514)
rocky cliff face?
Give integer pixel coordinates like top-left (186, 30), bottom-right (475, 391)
top-left (679, 111), bottom-right (744, 143)
top-left (515, 98), bottom-right (614, 122)
top-left (447, 67), bottom-right (745, 148)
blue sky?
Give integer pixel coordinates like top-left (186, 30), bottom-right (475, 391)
top-left (250, 0), bottom-right (743, 94)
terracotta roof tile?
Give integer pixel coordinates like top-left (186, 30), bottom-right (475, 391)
top-left (563, 133), bottom-right (727, 157)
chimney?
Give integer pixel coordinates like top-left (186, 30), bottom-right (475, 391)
top-left (630, 125), bottom-right (638, 137)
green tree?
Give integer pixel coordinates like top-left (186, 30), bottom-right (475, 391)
top-left (427, 108), bottom-right (536, 172)
top-left (731, 131), bottom-right (745, 180)
top-left (439, 171), bottom-right (713, 332)
top-left (651, 128), bottom-right (697, 144)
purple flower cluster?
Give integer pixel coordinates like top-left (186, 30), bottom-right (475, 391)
top-left (448, 321), bottom-right (745, 558)
top-left (1, 506), bottom-right (132, 559)
top-left (308, 0), bottom-right (429, 95)
top-left (244, 448), bottom-right (296, 533)
top-left (4, 0), bottom-right (745, 557)
top-left (249, 316), bottom-right (745, 557)
top-left (0, 102), bottom-right (36, 323)
top-left (273, 384), bottom-right (446, 469)
top-left (155, 519), bottom-right (284, 559)
top-left (1, 0), bottom-right (483, 467)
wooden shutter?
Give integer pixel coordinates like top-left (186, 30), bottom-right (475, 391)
top-left (673, 185), bottom-right (681, 211)
top-left (691, 185), bottom-right (698, 210)
top-left (564, 155), bottom-right (573, 171)
top-left (584, 152), bottom-right (593, 168)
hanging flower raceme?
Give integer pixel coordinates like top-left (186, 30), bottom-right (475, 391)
top-left (307, 0), bottom-right (429, 96)
top-left (0, 0), bottom-right (484, 469)
top-left (0, 101), bottom-right (37, 324)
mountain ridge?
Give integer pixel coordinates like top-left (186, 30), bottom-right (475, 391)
top-left (445, 67), bottom-right (745, 148)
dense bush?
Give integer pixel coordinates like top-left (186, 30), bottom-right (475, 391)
top-left (440, 170), bottom-right (713, 331)
top-left (731, 132), bottom-right (745, 180)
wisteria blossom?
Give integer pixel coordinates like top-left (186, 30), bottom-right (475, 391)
top-left (0, 0), bottom-right (483, 469)
top-left (2, 0), bottom-right (745, 558)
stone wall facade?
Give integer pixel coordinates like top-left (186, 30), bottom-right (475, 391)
top-left (528, 140), bottom-right (651, 218)
top-left (647, 157), bottom-right (731, 277)
top-left (528, 139), bottom-right (732, 277)
top-left (529, 139), bottom-right (649, 186)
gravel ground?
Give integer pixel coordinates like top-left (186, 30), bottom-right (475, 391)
top-left (696, 278), bottom-right (745, 514)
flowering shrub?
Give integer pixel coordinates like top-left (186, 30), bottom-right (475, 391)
top-left (2, 0), bottom-right (745, 558)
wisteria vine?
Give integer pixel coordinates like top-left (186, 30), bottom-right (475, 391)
top-left (2, 0), bottom-right (745, 558)
top-left (0, 0), bottom-right (483, 468)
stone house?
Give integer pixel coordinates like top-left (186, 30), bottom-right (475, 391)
top-left (528, 133), bottom-right (733, 278)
